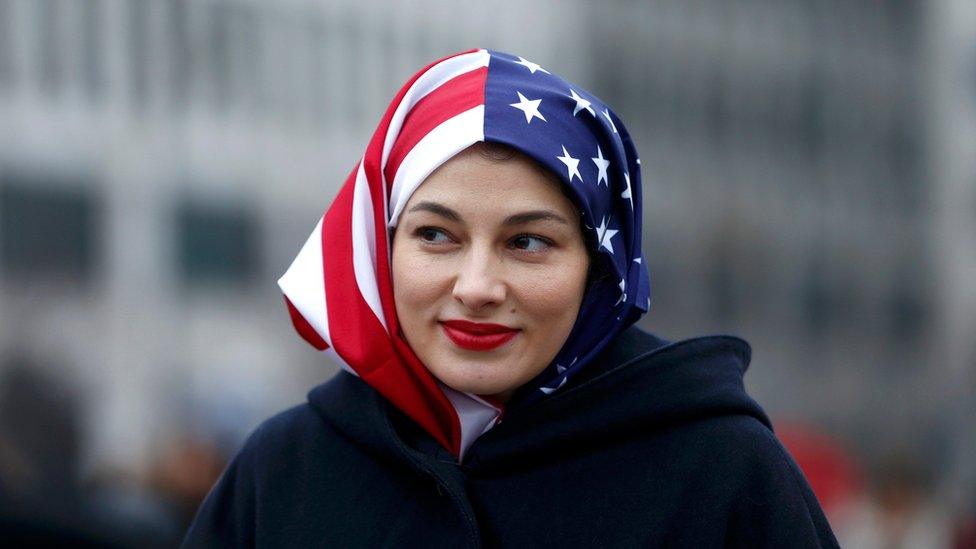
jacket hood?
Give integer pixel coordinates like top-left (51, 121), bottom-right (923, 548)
top-left (307, 327), bottom-right (769, 469)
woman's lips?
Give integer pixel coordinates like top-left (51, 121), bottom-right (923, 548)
top-left (440, 320), bottom-right (520, 351)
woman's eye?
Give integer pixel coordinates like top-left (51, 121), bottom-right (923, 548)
top-left (418, 227), bottom-right (451, 244)
top-left (510, 235), bottom-right (551, 252)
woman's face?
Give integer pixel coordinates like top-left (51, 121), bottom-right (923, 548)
top-left (392, 145), bottom-right (590, 402)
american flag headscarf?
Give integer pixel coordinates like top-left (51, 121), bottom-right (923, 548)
top-left (279, 49), bottom-right (650, 459)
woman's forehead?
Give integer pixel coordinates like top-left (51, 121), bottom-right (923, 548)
top-left (406, 150), bottom-right (577, 218)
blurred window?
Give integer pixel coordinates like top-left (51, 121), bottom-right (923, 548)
top-left (887, 267), bottom-right (925, 343)
top-left (81, 0), bottom-right (104, 102)
top-left (887, 116), bottom-right (921, 206)
top-left (36, 0), bottom-right (64, 96)
top-left (176, 200), bottom-right (259, 286)
top-left (706, 73), bottom-right (730, 146)
top-left (800, 251), bottom-right (830, 337)
top-left (208, 2), bottom-right (231, 111)
top-left (237, 5), bottom-right (260, 114)
top-left (251, 7), bottom-right (273, 116)
top-left (308, 18), bottom-right (328, 126)
top-left (708, 244), bottom-right (736, 326)
top-left (0, 0), bottom-right (12, 88)
top-left (166, 0), bottom-right (191, 110)
top-left (339, 10), bottom-right (361, 126)
top-left (128, 0), bottom-right (149, 109)
top-left (884, 0), bottom-right (919, 53)
top-left (800, 74), bottom-right (825, 157)
top-left (0, 179), bottom-right (99, 282)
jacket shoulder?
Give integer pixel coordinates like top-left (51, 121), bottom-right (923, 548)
top-left (674, 414), bottom-right (812, 497)
top-left (685, 414), bottom-right (839, 548)
top-left (240, 403), bottom-right (332, 459)
top-left (182, 403), bottom-right (341, 547)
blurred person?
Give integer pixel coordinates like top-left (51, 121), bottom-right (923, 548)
top-left (953, 498), bottom-right (976, 549)
top-left (0, 357), bottom-right (175, 546)
top-left (0, 358), bottom-right (82, 502)
top-left (775, 419), bottom-right (865, 524)
top-left (0, 358), bottom-right (99, 543)
top-left (184, 50), bottom-right (838, 547)
top-left (148, 433), bottom-right (229, 532)
top-left (954, 510), bottom-right (976, 549)
top-left (838, 453), bottom-right (953, 548)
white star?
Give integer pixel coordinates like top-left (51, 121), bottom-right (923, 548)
top-left (540, 376), bottom-right (567, 395)
top-left (636, 157), bottom-right (641, 165)
top-left (515, 56), bottom-right (550, 74)
top-left (634, 257), bottom-right (642, 263)
top-left (555, 356), bottom-right (577, 374)
top-left (592, 145), bottom-right (610, 187)
top-left (615, 278), bottom-right (627, 306)
top-left (621, 172), bottom-right (633, 208)
top-left (509, 91), bottom-right (546, 124)
top-left (595, 216), bottom-right (619, 254)
top-left (602, 108), bottom-right (618, 133)
top-left (556, 145), bottom-right (582, 183)
top-left (568, 89), bottom-right (594, 116)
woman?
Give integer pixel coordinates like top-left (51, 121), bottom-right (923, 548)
top-left (184, 49), bottom-right (838, 547)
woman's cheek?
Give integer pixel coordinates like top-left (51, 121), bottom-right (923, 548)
top-left (515, 266), bottom-right (586, 314)
top-left (397, 255), bottom-right (452, 307)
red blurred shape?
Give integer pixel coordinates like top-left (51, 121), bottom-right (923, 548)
top-left (775, 419), bottom-right (863, 516)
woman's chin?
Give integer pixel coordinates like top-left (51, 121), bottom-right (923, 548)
top-left (434, 368), bottom-right (520, 398)
top-left (443, 379), bottom-right (513, 398)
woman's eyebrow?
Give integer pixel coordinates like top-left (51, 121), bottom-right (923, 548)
top-left (406, 202), bottom-right (569, 226)
top-left (503, 210), bottom-right (570, 226)
top-left (407, 201), bottom-right (462, 222)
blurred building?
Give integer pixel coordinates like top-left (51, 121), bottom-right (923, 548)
top-left (0, 0), bottom-right (586, 476)
top-left (926, 0), bottom-right (976, 511)
top-left (0, 0), bottom-right (972, 511)
top-left (595, 0), bottom-right (929, 417)
top-left (588, 0), bottom-right (976, 500)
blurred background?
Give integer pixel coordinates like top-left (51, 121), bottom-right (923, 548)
top-left (0, 0), bottom-right (974, 546)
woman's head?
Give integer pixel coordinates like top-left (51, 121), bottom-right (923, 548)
top-left (279, 49), bottom-right (650, 455)
top-left (391, 143), bottom-right (589, 401)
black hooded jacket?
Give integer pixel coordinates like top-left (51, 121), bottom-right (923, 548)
top-left (183, 327), bottom-right (839, 547)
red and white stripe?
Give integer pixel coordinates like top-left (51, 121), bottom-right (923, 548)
top-left (278, 49), bottom-right (500, 459)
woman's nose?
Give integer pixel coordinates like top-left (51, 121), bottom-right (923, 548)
top-left (452, 250), bottom-right (506, 311)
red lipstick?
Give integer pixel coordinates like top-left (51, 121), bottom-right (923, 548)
top-left (440, 320), bottom-right (520, 351)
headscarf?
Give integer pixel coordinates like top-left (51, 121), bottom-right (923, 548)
top-left (279, 49), bottom-right (650, 458)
